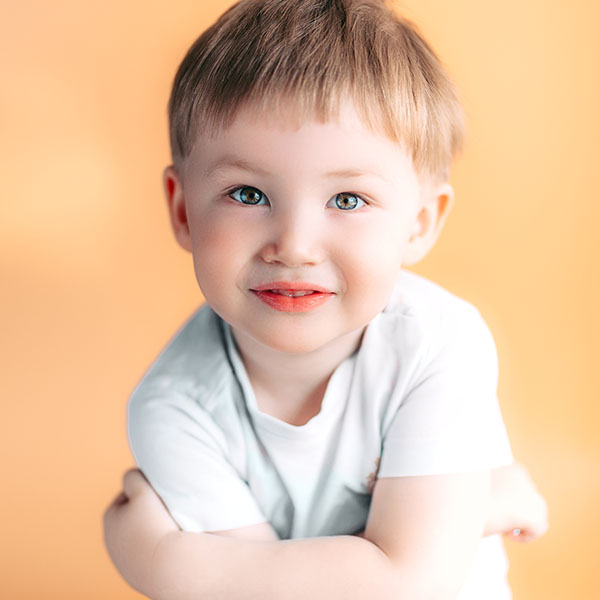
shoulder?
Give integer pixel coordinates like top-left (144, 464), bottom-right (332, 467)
top-left (375, 273), bottom-right (512, 477)
top-left (361, 271), bottom-right (496, 389)
top-left (385, 270), bottom-right (482, 323)
top-left (134, 304), bottom-right (229, 391)
top-left (358, 270), bottom-right (496, 389)
top-left (127, 304), bottom-right (242, 460)
top-left (128, 304), bottom-right (235, 425)
top-left (382, 270), bottom-right (494, 350)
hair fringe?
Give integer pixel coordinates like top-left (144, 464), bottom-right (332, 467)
top-left (168, 0), bottom-right (465, 183)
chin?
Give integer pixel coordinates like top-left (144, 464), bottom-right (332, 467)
top-left (253, 330), bottom-right (330, 355)
top-left (246, 315), bottom-right (349, 354)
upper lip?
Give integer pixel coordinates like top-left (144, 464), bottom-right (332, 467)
top-left (251, 281), bottom-right (334, 293)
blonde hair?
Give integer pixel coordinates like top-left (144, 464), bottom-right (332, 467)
top-left (168, 0), bottom-right (465, 183)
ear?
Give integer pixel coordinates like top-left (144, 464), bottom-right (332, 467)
top-left (163, 165), bottom-right (192, 252)
top-left (403, 183), bottom-right (454, 266)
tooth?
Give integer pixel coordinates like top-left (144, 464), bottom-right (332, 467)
top-left (270, 290), bottom-right (314, 297)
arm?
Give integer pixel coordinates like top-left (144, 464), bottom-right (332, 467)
top-left (104, 468), bottom-right (489, 600)
top-left (350, 462), bottom-right (548, 541)
top-left (486, 462), bottom-right (548, 541)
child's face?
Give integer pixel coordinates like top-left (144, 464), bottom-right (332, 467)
top-left (166, 101), bottom-right (451, 355)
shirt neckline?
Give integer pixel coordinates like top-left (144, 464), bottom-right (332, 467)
top-left (222, 321), bottom-right (357, 440)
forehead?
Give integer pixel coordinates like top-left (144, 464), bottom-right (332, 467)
top-left (184, 100), bottom-right (420, 186)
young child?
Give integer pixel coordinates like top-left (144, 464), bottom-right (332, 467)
top-left (104, 1), bottom-right (547, 598)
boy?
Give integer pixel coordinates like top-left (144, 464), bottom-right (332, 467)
top-left (104, 0), bottom-right (547, 598)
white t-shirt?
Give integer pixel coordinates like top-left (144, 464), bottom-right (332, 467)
top-left (129, 270), bottom-right (514, 598)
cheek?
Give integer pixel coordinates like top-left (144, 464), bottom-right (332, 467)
top-left (335, 220), bottom-right (405, 286)
top-left (327, 226), bottom-right (402, 325)
top-left (189, 214), bottom-right (250, 289)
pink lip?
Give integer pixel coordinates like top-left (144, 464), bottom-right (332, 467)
top-left (250, 281), bottom-right (334, 313)
top-left (251, 281), bottom-right (333, 293)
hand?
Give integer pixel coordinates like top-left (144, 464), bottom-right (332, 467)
top-left (486, 462), bottom-right (548, 542)
top-left (103, 468), bottom-right (179, 597)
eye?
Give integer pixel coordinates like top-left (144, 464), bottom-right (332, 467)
top-left (328, 192), bottom-right (366, 211)
top-left (229, 186), bottom-right (268, 205)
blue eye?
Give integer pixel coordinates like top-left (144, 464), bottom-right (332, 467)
top-left (328, 192), bottom-right (366, 211)
top-left (229, 186), bottom-right (268, 205)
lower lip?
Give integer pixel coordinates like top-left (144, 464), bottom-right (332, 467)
top-left (252, 290), bottom-right (333, 312)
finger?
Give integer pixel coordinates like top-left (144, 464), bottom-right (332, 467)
top-left (103, 492), bottom-right (124, 530)
top-left (512, 531), bottom-right (536, 543)
top-left (504, 529), bottom-right (527, 542)
top-left (122, 468), bottom-right (148, 499)
top-left (506, 527), bottom-right (541, 543)
top-left (104, 489), bottom-right (129, 520)
top-left (114, 491), bottom-right (129, 506)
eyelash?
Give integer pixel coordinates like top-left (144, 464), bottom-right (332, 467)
top-left (227, 186), bottom-right (368, 211)
top-left (228, 186), bottom-right (268, 206)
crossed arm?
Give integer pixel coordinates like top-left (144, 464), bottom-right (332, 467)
top-left (103, 463), bottom-right (547, 600)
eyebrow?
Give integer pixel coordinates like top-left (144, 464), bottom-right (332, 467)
top-left (323, 168), bottom-right (378, 180)
top-left (204, 156), bottom-right (269, 178)
top-left (204, 155), bottom-right (385, 182)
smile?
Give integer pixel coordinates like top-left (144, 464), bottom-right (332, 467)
top-left (250, 283), bottom-right (334, 313)
top-left (269, 289), bottom-right (314, 297)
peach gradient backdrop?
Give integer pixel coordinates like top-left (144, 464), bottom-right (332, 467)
top-left (1, 0), bottom-right (598, 597)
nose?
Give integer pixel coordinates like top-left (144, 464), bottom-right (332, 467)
top-left (260, 203), bottom-right (324, 268)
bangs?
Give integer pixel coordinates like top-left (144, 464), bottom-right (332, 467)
top-left (169, 0), bottom-right (464, 182)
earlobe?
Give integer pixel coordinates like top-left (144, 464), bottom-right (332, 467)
top-left (403, 183), bottom-right (454, 266)
top-left (163, 165), bottom-right (193, 252)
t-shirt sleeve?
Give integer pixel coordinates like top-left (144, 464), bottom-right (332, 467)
top-left (128, 379), bottom-right (268, 532)
top-left (378, 306), bottom-right (513, 478)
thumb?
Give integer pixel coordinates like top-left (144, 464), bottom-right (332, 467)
top-left (122, 468), bottom-right (149, 499)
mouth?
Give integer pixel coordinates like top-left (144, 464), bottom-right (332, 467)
top-left (252, 281), bottom-right (333, 292)
top-left (267, 289), bottom-right (317, 297)
top-left (250, 282), bottom-right (334, 312)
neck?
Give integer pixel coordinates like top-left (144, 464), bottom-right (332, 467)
top-left (230, 326), bottom-right (364, 423)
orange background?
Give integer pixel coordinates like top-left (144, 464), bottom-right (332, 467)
top-left (1, 0), bottom-right (598, 597)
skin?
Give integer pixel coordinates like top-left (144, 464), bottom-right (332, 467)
top-left (165, 100), bottom-right (453, 424)
top-left (103, 101), bottom-right (548, 600)
top-left (103, 466), bottom-right (547, 599)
